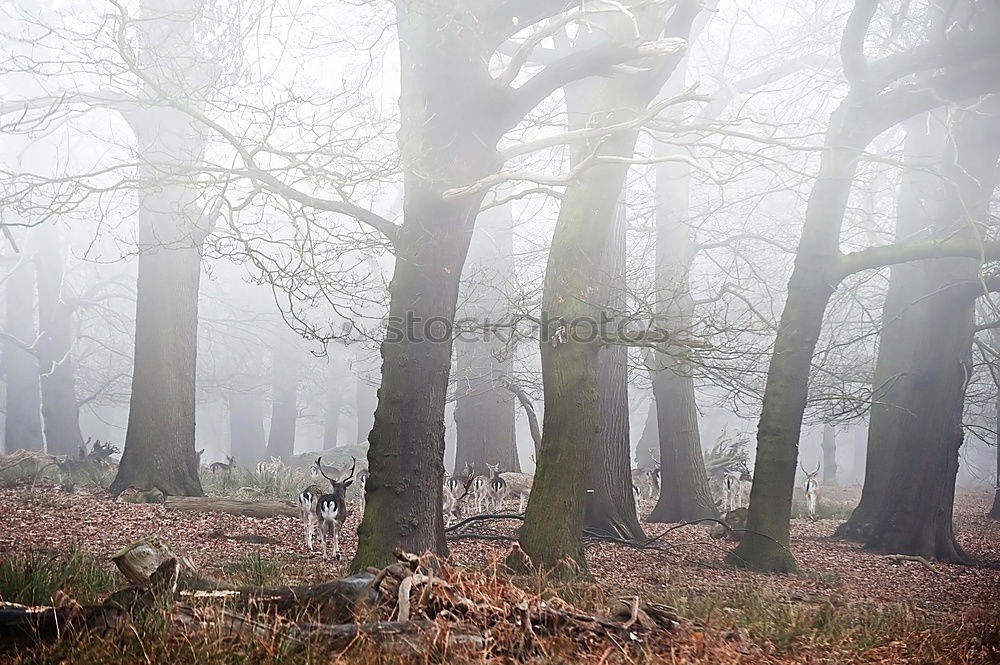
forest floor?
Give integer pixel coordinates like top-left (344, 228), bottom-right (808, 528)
top-left (0, 481), bottom-right (998, 663)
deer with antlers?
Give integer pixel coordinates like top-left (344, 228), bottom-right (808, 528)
top-left (317, 456), bottom-right (356, 560)
top-left (801, 462), bottom-right (820, 521)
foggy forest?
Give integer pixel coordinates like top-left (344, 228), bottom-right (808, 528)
top-left (0, 1), bottom-right (999, 663)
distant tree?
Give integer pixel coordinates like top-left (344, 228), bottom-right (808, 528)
top-left (266, 331), bottom-right (299, 461)
top-left (2, 248), bottom-right (43, 453)
top-left (820, 424), bottom-right (837, 486)
top-left (35, 222), bottom-right (84, 456)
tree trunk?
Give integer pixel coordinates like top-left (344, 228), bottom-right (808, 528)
top-left (634, 397), bottom-right (657, 469)
top-left (266, 335), bottom-right (298, 461)
top-left (111, 239), bottom-right (204, 496)
top-left (453, 199), bottom-right (518, 475)
top-left (836, 116), bottom-right (945, 539)
top-left (352, 2), bottom-right (500, 570)
top-left (110, 0), bottom-right (211, 497)
top-left (354, 351), bottom-right (378, 447)
top-left (2, 255), bottom-right (43, 453)
top-left (584, 208), bottom-right (643, 541)
top-left (850, 110), bottom-right (1000, 561)
top-left (728, 104), bottom-right (868, 573)
top-left (35, 223), bottom-right (84, 457)
top-left (229, 391), bottom-right (266, 465)
top-left (821, 424), bottom-right (837, 486)
top-left (519, 2), bottom-right (701, 574)
top-left (323, 349), bottom-right (345, 449)
top-left (646, 138), bottom-right (716, 524)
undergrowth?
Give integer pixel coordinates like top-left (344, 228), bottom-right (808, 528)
top-left (0, 546), bottom-right (118, 606)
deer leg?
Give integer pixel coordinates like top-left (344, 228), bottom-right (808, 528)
top-left (333, 523), bottom-right (341, 561)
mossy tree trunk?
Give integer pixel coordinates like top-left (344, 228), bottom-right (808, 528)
top-left (352, 2), bottom-right (498, 570)
top-left (520, 2), bottom-right (703, 574)
top-left (353, 0), bottom-right (675, 571)
top-left (726, 18), bottom-right (1000, 570)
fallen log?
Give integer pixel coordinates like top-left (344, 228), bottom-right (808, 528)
top-left (164, 496), bottom-right (300, 519)
top-left (0, 601), bottom-right (126, 644)
top-left (171, 604), bottom-right (484, 652)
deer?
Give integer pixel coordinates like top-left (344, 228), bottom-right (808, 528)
top-left (256, 456), bottom-right (283, 477)
top-left (313, 456), bottom-right (356, 561)
top-left (310, 460), bottom-right (341, 481)
top-left (722, 467), bottom-right (744, 512)
top-left (498, 469), bottom-right (533, 513)
top-left (486, 463), bottom-right (507, 512)
top-left (645, 449), bottom-right (661, 499)
top-left (445, 462), bottom-right (474, 517)
top-left (632, 483), bottom-right (641, 518)
top-left (471, 466), bottom-right (490, 513)
top-left (209, 455), bottom-right (235, 477)
top-left (800, 462), bottom-right (820, 521)
top-left (297, 483), bottom-right (324, 552)
top-left (442, 472), bottom-right (475, 526)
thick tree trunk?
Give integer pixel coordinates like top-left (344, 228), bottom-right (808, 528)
top-left (229, 391), bottom-right (266, 465)
top-left (2, 256), bottom-right (43, 453)
top-left (821, 424), bottom-right (837, 486)
top-left (584, 209), bottom-right (643, 541)
top-left (352, 3), bottom-right (499, 570)
top-left (453, 199), bottom-right (518, 475)
top-left (837, 117), bottom-right (944, 539)
top-left (266, 336), bottom-right (298, 461)
top-left (520, 3), bottom-right (701, 574)
top-left (111, 0), bottom-right (211, 497)
top-left (112, 240), bottom-right (204, 496)
top-left (35, 223), bottom-right (84, 457)
top-left (851, 110), bottom-right (1000, 561)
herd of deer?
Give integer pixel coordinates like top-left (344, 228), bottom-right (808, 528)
top-left (197, 450), bottom-right (824, 562)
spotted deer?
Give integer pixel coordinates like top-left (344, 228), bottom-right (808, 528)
top-left (486, 463), bottom-right (507, 512)
top-left (209, 455), bottom-right (235, 477)
top-left (499, 470), bottom-right (533, 513)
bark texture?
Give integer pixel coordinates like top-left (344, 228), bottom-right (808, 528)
top-left (520, 3), bottom-right (702, 573)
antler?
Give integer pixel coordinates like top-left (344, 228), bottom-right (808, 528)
top-left (799, 461), bottom-right (820, 476)
top-left (344, 456), bottom-right (357, 483)
top-left (316, 456), bottom-right (339, 484)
